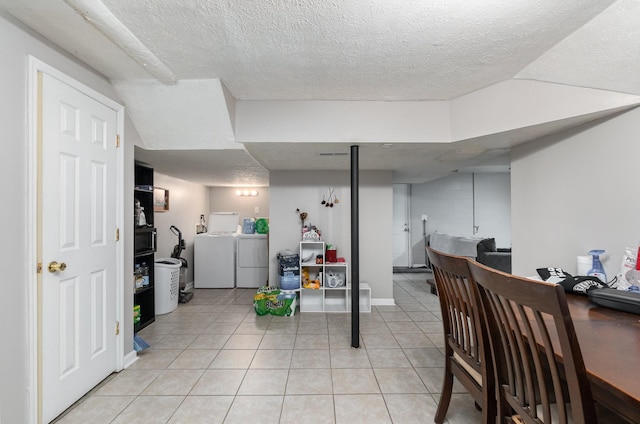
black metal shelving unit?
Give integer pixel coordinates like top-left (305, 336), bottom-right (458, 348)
top-left (134, 161), bottom-right (156, 332)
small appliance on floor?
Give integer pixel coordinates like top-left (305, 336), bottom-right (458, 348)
top-left (170, 225), bottom-right (193, 303)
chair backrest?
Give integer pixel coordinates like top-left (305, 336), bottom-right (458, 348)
top-left (467, 260), bottom-right (596, 424)
top-left (427, 247), bottom-right (490, 389)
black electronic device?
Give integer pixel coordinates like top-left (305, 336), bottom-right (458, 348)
top-left (588, 288), bottom-right (640, 315)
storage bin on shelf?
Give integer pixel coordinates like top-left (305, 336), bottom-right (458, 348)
top-left (325, 248), bottom-right (337, 263)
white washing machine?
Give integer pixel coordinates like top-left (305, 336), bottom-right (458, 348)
top-left (236, 233), bottom-right (268, 288)
top-left (194, 213), bottom-right (238, 288)
top-left (194, 233), bottom-right (237, 288)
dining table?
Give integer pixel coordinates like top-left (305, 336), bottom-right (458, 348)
top-left (565, 294), bottom-right (640, 423)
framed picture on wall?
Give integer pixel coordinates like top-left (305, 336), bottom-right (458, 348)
top-left (154, 187), bottom-right (169, 212)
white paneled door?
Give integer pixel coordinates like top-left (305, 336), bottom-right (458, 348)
top-left (40, 73), bottom-right (118, 423)
top-left (392, 183), bottom-right (411, 267)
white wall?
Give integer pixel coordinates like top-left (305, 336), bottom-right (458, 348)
top-left (473, 173), bottom-right (511, 246)
top-left (511, 107), bottom-right (640, 278)
top-left (269, 170), bottom-right (394, 302)
top-left (450, 79), bottom-right (640, 140)
top-left (409, 173), bottom-right (511, 264)
top-left (153, 173), bottom-right (210, 284)
top-left (1, 13), bottom-right (134, 424)
top-left (236, 100), bottom-right (451, 142)
top-left (209, 186), bottom-right (270, 221)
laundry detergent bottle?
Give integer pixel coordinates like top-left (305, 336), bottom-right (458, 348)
top-left (587, 249), bottom-right (607, 284)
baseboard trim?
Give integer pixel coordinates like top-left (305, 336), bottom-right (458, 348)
top-left (393, 266), bottom-right (430, 273)
top-left (372, 298), bottom-right (396, 306)
top-left (123, 350), bottom-right (138, 369)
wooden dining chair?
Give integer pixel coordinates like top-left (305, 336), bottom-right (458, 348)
top-left (427, 247), bottom-right (495, 424)
top-left (467, 259), bottom-right (597, 424)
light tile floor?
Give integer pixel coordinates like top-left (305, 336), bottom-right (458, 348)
top-left (54, 272), bottom-right (481, 423)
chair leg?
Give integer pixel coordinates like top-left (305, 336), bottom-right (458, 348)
top-left (481, 392), bottom-right (497, 424)
top-left (495, 393), bottom-right (509, 424)
top-left (434, 360), bottom-right (454, 423)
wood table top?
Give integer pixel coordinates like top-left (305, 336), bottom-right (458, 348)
top-left (565, 294), bottom-right (640, 422)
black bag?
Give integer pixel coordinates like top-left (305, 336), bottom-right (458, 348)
top-left (536, 267), bottom-right (607, 295)
top-left (557, 275), bottom-right (607, 295)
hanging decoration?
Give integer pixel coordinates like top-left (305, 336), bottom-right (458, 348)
top-left (296, 208), bottom-right (308, 228)
top-left (296, 208), bottom-right (321, 240)
top-left (321, 187), bottom-right (339, 207)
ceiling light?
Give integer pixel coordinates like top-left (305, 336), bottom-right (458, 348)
top-left (236, 190), bottom-right (259, 197)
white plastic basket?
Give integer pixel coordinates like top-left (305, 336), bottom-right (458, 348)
top-left (155, 258), bottom-right (181, 314)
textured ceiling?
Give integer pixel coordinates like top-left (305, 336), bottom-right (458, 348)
top-left (102, 0), bottom-right (618, 100)
top-left (2, 0), bottom-right (639, 186)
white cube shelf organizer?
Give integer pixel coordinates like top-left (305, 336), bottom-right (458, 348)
top-left (299, 241), bottom-right (371, 313)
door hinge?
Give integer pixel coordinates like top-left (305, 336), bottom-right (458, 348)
top-left (115, 228), bottom-right (120, 241)
top-left (115, 321), bottom-right (120, 335)
top-left (115, 134), bottom-right (120, 148)
top-left (37, 262), bottom-right (42, 274)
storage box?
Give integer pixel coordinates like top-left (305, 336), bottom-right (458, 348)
top-left (325, 249), bottom-right (337, 262)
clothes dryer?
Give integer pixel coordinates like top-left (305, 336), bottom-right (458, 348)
top-left (236, 233), bottom-right (268, 288)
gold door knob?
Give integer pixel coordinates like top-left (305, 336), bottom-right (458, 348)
top-left (48, 261), bottom-right (67, 273)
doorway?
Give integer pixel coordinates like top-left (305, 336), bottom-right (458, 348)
top-left (28, 58), bottom-right (125, 423)
top-left (392, 183), bottom-right (411, 268)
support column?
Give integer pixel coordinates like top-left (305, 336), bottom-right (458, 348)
top-left (350, 145), bottom-right (360, 348)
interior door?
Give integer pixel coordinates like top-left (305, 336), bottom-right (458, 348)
top-left (40, 72), bottom-right (118, 423)
top-left (392, 183), bottom-right (411, 267)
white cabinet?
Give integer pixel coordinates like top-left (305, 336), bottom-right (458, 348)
top-left (299, 241), bottom-right (370, 313)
